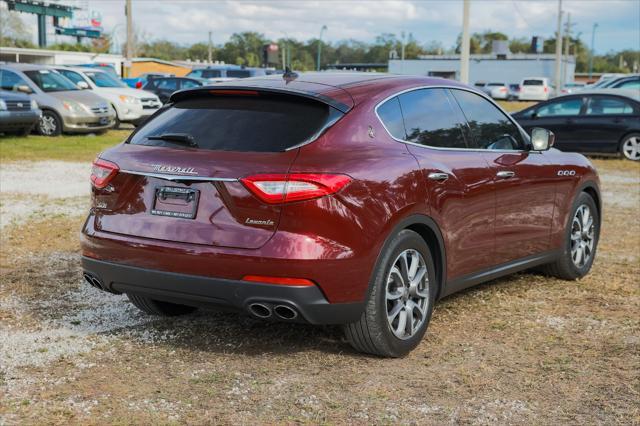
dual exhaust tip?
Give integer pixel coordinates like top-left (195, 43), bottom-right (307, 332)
top-left (248, 302), bottom-right (298, 321)
top-left (83, 272), bottom-right (105, 290)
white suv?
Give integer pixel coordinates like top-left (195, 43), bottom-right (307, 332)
top-left (518, 77), bottom-right (551, 101)
top-left (56, 67), bottom-right (162, 126)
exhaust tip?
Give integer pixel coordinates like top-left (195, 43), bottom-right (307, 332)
top-left (248, 303), bottom-right (272, 319)
top-left (274, 305), bottom-right (298, 320)
top-left (83, 273), bottom-right (104, 290)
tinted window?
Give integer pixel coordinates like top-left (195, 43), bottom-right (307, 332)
top-left (522, 79), bottom-right (544, 86)
top-left (227, 70), bottom-right (251, 78)
top-left (57, 69), bottom-right (86, 86)
top-left (24, 69), bottom-right (78, 92)
top-left (585, 96), bottom-right (635, 115)
top-left (397, 88), bottom-right (467, 148)
top-left (202, 70), bottom-right (222, 78)
top-left (377, 97), bottom-right (406, 140)
top-left (157, 79), bottom-right (178, 90)
top-left (451, 89), bottom-right (524, 150)
top-left (615, 79), bottom-right (640, 89)
top-left (188, 70), bottom-right (202, 78)
top-left (0, 69), bottom-right (29, 91)
top-left (536, 98), bottom-right (583, 117)
top-left (129, 95), bottom-right (336, 152)
top-left (181, 79), bottom-right (201, 89)
top-left (85, 71), bottom-right (127, 88)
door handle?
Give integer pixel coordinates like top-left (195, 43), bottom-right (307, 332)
top-left (428, 172), bottom-right (449, 182)
top-left (496, 171), bottom-right (515, 179)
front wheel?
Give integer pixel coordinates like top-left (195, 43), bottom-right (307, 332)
top-left (542, 192), bottom-right (600, 280)
top-left (37, 110), bottom-right (62, 136)
top-left (344, 229), bottom-right (437, 357)
top-left (620, 133), bottom-right (640, 161)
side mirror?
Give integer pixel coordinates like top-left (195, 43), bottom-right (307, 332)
top-left (531, 127), bottom-right (555, 151)
top-left (16, 85), bottom-right (32, 94)
top-left (77, 81), bottom-right (89, 89)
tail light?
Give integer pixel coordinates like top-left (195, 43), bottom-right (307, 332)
top-left (544, 86), bottom-right (549, 93)
top-left (241, 173), bottom-right (352, 204)
top-left (91, 158), bottom-right (119, 189)
top-left (500, 87), bottom-right (507, 92)
top-left (135, 81), bottom-right (142, 89)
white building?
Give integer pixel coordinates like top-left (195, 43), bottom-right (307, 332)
top-left (0, 46), bottom-right (124, 75)
top-left (389, 53), bottom-right (576, 85)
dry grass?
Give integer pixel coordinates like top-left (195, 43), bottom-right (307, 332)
top-left (0, 159), bottom-right (638, 424)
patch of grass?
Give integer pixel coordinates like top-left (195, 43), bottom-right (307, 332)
top-left (497, 100), bottom-right (538, 113)
top-left (0, 130), bottom-right (131, 163)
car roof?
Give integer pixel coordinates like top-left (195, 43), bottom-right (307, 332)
top-left (58, 66), bottom-right (107, 74)
top-left (1, 62), bottom-right (54, 72)
top-left (556, 89), bottom-right (640, 102)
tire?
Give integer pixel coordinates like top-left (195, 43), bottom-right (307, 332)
top-left (37, 110), bottom-right (62, 136)
top-left (542, 192), bottom-right (600, 280)
top-left (127, 293), bottom-right (197, 316)
top-left (344, 229), bottom-right (437, 357)
top-left (111, 106), bottom-right (121, 129)
top-left (620, 133), bottom-right (640, 161)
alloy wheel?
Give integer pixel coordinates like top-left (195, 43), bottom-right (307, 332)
top-left (622, 136), bottom-right (640, 161)
top-left (571, 205), bottom-right (595, 268)
top-left (385, 249), bottom-right (430, 340)
top-left (40, 114), bottom-right (57, 136)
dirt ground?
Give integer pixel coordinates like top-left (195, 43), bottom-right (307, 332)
top-left (0, 158), bottom-right (638, 425)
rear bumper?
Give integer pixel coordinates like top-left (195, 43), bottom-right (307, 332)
top-left (82, 256), bottom-right (364, 325)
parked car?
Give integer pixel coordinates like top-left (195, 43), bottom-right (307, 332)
top-left (512, 89), bottom-right (640, 161)
top-left (0, 89), bottom-right (41, 136)
top-left (0, 63), bottom-right (115, 136)
top-left (486, 82), bottom-right (509, 100)
top-left (187, 66), bottom-right (267, 82)
top-left (596, 74), bottom-right (639, 90)
top-left (508, 83), bottom-right (520, 100)
top-left (75, 63), bottom-right (119, 78)
top-left (519, 77), bottom-right (551, 101)
top-left (123, 73), bottom-right (175, 89)
top-left (56, 67), bottom-right (162, 127)
top-left (560, 82), bottom-right (586, 94)
top-left (586, 73), bottom-right (627, 89)
top-left (81, 74), bottom-right (602, 357)
top-left (142, 77), bottom-right (205, 103)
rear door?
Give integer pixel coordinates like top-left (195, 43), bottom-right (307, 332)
top-left (94, 91), bottom-right (343, 249)
top-left (382, 88), bottom-right (497, 279)
top-left (528, 96), bottom-right (585, 152)
top-left (449, 89), bottom-right (556, 264)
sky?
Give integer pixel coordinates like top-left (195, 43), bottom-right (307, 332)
top-left (13, 0), bottom-right (640, 54)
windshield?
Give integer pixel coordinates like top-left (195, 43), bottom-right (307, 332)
top-left (24, 69), bottom-right (78, 92)
top-left (85, 71), bottom-right (127, 88)
top-left (522, 80), bottom-right (544, 86)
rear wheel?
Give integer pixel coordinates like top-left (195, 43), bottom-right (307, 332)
top-left (542, 192), bottom-right (599, 280)
top-left (127, 293), bottom-right (197, 316)
top-left (620, 133), bottom-right (640, 161)
top-left (37, 110), bottom-right (62, 136)
top-left (344, 229), bottom-right (437, 357)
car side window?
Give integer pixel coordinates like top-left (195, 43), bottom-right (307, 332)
top-left (157, 79), bottom-right (178, 91)
top-left (536, 98), bottom-right (583, 117)
top-left (181, 79), bottom-right (200, 89)
top-left (450, 89), bottom-right (524, 150)
top-left (614, 79), bottom-right (639, 89)
top-left (58, 70), bottom-right (86, 86)
top-left (397, 88), bottom-right (467, 148)
top-left (377, 96), bottom-right (406, 140)
top-left (585, 96), bottom-right (635, 115)
top-left (0, 69), bottom-right (29, 91)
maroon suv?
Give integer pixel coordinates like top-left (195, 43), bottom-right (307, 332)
top-left (81, 73), bottom-right (601, 357)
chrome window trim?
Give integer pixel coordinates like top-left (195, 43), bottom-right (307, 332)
top-left (373, 84), bottom-right (534, 153)
top-left (120, 169), bottom-right (238, 182)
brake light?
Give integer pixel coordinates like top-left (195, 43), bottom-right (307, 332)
top-left (242, 275), bottom-right (315, 286)
top-left (91, 158), bottom-right (119, 189)
top-left (500, 87), bottom-right (507, 92)
top-left (544, 86), bottom-right (549, 93)
top-left (135, 81), bottom-right (142, 89)
top-left (240, 173), bottom-right (352, 204)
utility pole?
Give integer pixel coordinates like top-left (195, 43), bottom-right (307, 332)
top-left (400, 31), bottom-right (406, 74)
top-left (460, 0), bottom-right (470, 84)
top-left (554, 0), bottom-right (563, 96)
top-left (563, 13), bottom-right (571, 87)
top-left (125, 0), bottom-right (133, 78)
top-left (208, 31), bottom-right (213, 64)
top-left (316, 25), bottom-right (327, 71)
top-left (589, 23), bottom-right (598, 79)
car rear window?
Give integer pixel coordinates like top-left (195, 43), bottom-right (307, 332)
top-left (227, 70), bottom-right (252, 78)
top-left (201, 70), bottom-right (222, 78)
top-left (128, 94), bottom-right (338, 152)
top-left (523, 79), bottom-right (544, 86)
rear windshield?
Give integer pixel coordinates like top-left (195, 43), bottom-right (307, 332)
top-left (202, 70), bottom-right (222, 78)
top-left (227, 70), bottom-right (251, 78)
top-left (128, 94), bottom-right (337, 152)
top-left (523, 79), bottom-right (544, 86)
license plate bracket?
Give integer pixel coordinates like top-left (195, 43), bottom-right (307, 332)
top-left (151, 186), bottom-right (200, 219)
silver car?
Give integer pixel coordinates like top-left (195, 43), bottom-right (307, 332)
top-left (0, 63), bottom-right (115, 136)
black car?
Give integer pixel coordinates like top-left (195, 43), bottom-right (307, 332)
top-left (141, 77), bottom-right (205, 103)
top-left (512, 90), bottom-right (640, 161)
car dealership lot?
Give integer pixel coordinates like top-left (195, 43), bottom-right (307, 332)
top-left (0, 134), bottom-right (638, 423)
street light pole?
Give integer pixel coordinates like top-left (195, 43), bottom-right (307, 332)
top-left (401, 31), bottom-right (406, 74)
top-left (460, 0), bottom-right (470, 84)
top-left (316, 25), bottom-right (327, 71)
top-left (554, 0), bottom-right (563, 96)
top-left (208, 31), bottom-right (212, 64)
top-left (125, 0), bottom-right (133, 78)
top-left (589, 23), bottom-right (598, 79)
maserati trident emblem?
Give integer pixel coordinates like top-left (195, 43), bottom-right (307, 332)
top-left (151, 164), bottom-right (198, 175)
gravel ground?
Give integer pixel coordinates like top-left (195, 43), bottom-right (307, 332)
top-left (0, 158), bottom-right (638, 424)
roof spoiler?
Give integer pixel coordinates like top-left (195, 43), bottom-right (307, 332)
top-left (168, 85), bottom-right (352, 113)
